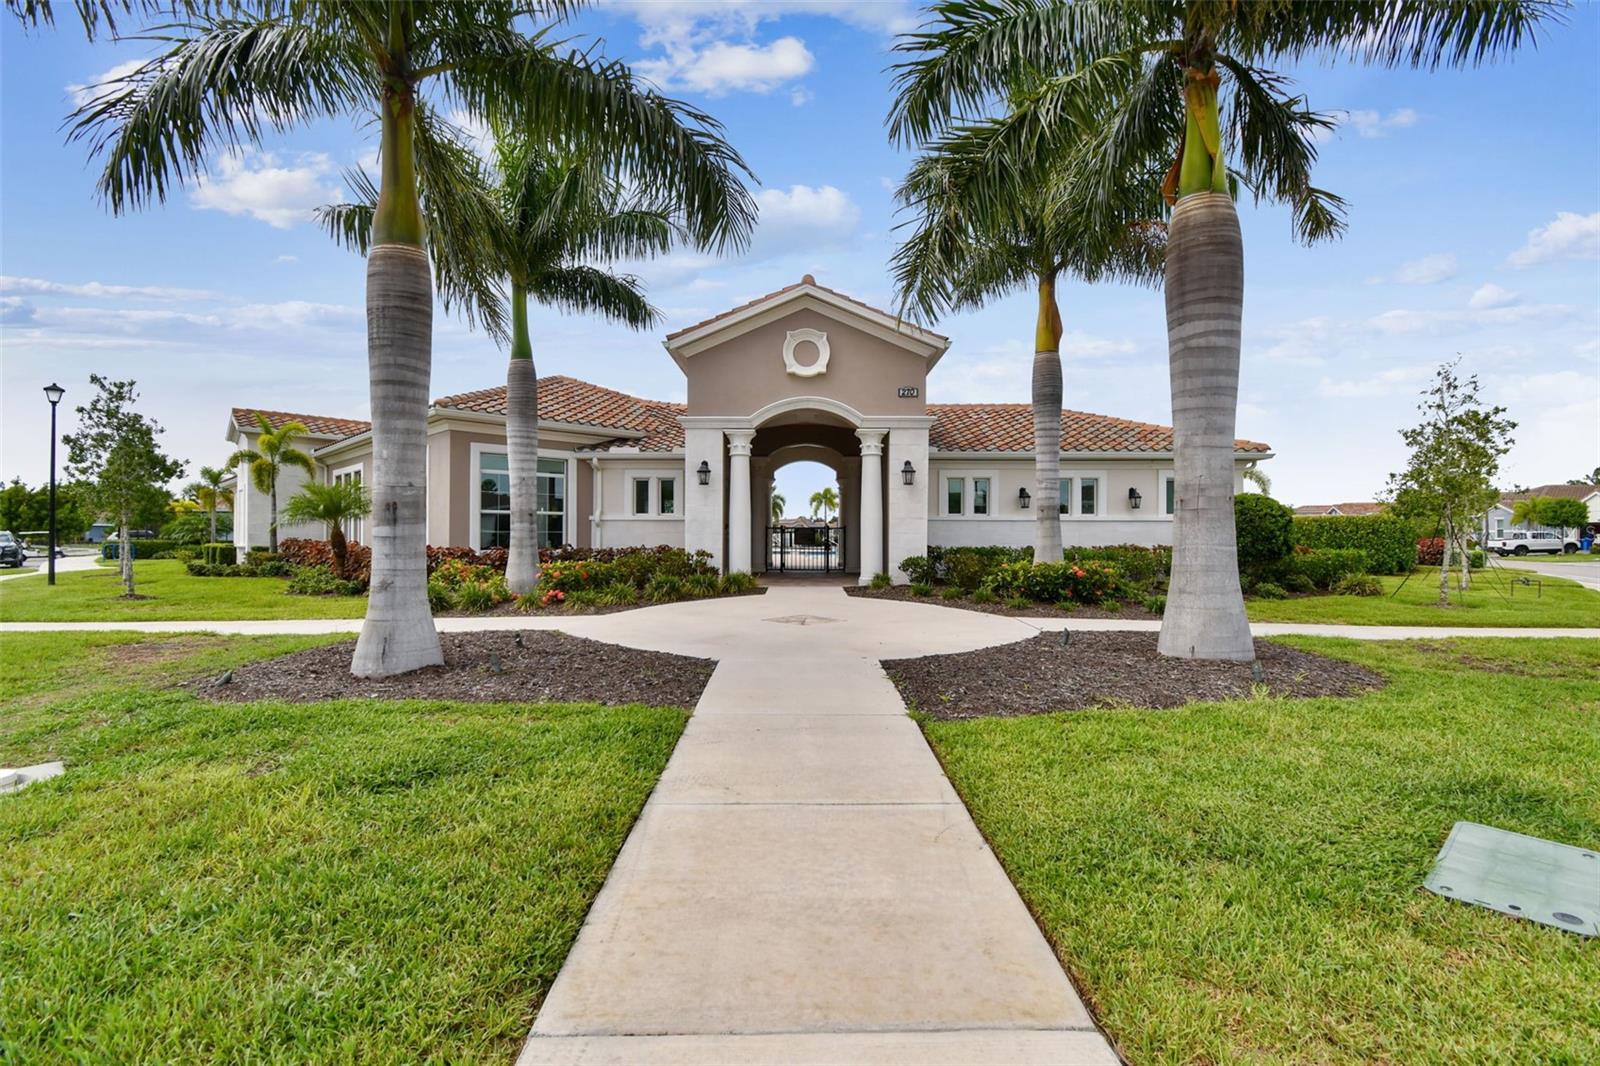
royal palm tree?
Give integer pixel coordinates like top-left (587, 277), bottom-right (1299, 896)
top-left (809, 486), bottom-right (839, 522)
top-left (228, 413), bottom-right (314, 553)
top-left (890, 0), bottom-right (1553, 659)
top-left (893, 148), bottom-right (1163, 563)
top-left (35, 0), bottom-right (755, 675)
top-left (284, 480), bottom-right (372, 579)
top-left (771, 492), bottom-right (786, 524)
top-left (188, 464), bottom-right (234, 543)
top-left (321, 134), bottom-right (713, 597)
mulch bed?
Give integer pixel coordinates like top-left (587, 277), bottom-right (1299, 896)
top-left (437, 586), bottom-right (767, 618)
top-left (185, 631), bottom-right (714, 708)
top-left (884, 632), bottom-right (1384, 720)
top-left (845, 584), bottom-right (1160, 621)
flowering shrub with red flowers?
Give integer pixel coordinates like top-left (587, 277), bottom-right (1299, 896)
top-left (986, 559), bottom-right (1123, 605)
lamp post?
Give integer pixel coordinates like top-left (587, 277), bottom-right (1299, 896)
top-left (43, 383), bottom-right (65, 585)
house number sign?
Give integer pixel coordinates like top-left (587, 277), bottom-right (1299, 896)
top-left (897, 386), bottom-right (920, 398)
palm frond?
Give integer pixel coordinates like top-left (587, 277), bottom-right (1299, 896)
top-left (528, 265), bottom-right (659, 329)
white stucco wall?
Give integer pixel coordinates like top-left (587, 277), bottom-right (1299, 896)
top-left (229, 430), bottom-right (326, 550)
top-left (595, 456), bottom-right (687, 551)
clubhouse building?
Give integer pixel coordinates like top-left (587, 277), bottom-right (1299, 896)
top-left (225, 277), bottom-right (1272, 582)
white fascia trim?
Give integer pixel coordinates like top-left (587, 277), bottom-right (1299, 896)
top-left (665, 288), bottom-right (949, 363)
top-left (929, 449), bottom-right (1275, 461)
top-left (584, 449), bottom-right (687, 458)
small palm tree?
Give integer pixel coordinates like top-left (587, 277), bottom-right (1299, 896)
top-left (1242, 465), bottom-right (1272, 496)
top-left (227, 413), bottom-right (314, 553)
top-left (189, 464), bottom-right (234, 543)
top-left (809, 486), bottom-right (839, 522)
top-left (771, 493), bottom-right (786, 524)
top-left (1510, 497), bottom-right (1545, 529)
top-left (284, 481), bottom-right (372, 578)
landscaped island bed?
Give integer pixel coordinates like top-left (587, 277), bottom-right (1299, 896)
top-left (0, 632), bottom-right (688, 1062)
top-left (920, 637), bottom-right (1600, 1064)
top-left (886, 632), bottom-right (1383, 718)
top-left (191, 630), bottom-right (715, 707)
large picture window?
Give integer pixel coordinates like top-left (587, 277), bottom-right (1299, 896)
top-left (477, 452), bottom-right (566, 549)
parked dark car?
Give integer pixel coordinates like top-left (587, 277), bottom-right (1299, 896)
top-left (0, 531), bottom-right (28, 568)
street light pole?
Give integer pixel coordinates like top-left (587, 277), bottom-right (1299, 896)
top-left (43, 383), bottom-right (65, 585)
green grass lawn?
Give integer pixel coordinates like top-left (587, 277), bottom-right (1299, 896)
top-left (922, 637), bottom-right (1600, 1064)
top-left (1, 632), bottom-right (687, 1062)
top-left (1247, 570), bottom-right (1599, 627)
top-left (0, 559), bottom-right (368, 621)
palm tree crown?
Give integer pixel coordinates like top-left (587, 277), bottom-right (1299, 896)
top-left (809, 487), bottom-right (839, 520)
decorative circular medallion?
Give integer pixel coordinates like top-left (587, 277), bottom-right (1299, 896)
top-left (782, 328), bottom-right (830, 377)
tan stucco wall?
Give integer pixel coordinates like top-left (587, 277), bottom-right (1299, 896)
top-left (684, 307), bottom-right (931, 419)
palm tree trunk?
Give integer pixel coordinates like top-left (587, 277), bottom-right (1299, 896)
top-left (1033, 270), bottom-right (1064, 563)
top-left (268, 480), bottom-right (278, 553)
top-left (329, 522), bottom-right (349, 580)
top-left (505, 281), bottom-right (540, 596)
top-left (352, 48), bottom-right (442, 678)
top-left (208, 504), bottom-right (216, 544)
top-left (1156, 190), bottom-right (1253, 661)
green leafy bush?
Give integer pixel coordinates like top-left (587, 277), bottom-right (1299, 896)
top-left (1280, 548), bottom-right (1370, 591)
top-left (1469, 549), bottom-right (1486, 569)
top-left (596, 581), bottom-right (640, 607)
top-left (185, 561), bottom-right (247, 577)
top-left (1141, 594), bottom-right (1166, 616)
top-left (718, 572), bottom-right (757, 595)
top-left (1331, 574), bottom-right (1383, 596)
top-left (969, 586), bottom-right (997, 604)
top-left (1065, 545), bottom-right (1169, 589)
top-left (1291, 515), bottom-right (1418, 574)
top-left (1005, 595), bottom-right (1031, 610)
top-left (899, 555), bottom-right (938, 585)
top-left (988, 560), bottom-right (1123, 605)
top-left (427, 558), bottom-right (511, 614)
top-left (644, 573), bottom-right (685, 603)
top-left (683, 572), bottom-right (721, 599)
top-left (940, 586), bottom-right (965, 600)
top-left (934, 545), bottom-right (1032, 590)
top-left (102, 539), bottom-right (181, 560)
top-left (286, 565), bottom-right (365, 597)
top-left (160, 511), bottom-right (232, 544)
top-left (201, 542), bottom-right (235, 566)
top-left (1235, 494), bottom-right (1294, 577)
top-left (869, 571), bottom-right (892, 590)
top-left (1251, 581), bottom-right (1288, 600)
top-left (910, 582), bottom-right (933, 597)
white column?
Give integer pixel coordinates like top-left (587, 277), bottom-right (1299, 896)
top-left (726, 430), bottom-right (755, 574)
top-left (683, 426), bottom-right (725, 569)
top-left (856, 429), bottom-right (885, 584)
top-left (887, 424), bottom-right (931, 584)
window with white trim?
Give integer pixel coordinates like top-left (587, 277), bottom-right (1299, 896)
top-left (333, 464), bottom-right (363, 544)
top-left (536, 458), bottom-right (566, 547)
top-left (658, 477), bottom-right (676, 515)
top-left (632, 477), bottom-right (650, 516)
top-left (946, 477), bottom-right (964, 515)
top-left (941, 472), bottom-right (999, 517)
top-left (1058, 478), bottom-right (1072, 515)
top-left (628, 472), bottom-right (679, 517)
top-left (478, 452), bottom-right (566, 549)
top-left (972, 477), bottom-right (990, 515)
top-left (1163, 473), bottom-right (1176, 516)
top-left (1079, 477), bottom-right (1098, 515)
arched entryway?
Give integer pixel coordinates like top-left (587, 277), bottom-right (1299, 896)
top-left (746, 405), bottom-right (872, 576)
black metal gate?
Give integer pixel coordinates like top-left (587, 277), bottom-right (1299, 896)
top-left (767, 525), bottom-right (846, 573)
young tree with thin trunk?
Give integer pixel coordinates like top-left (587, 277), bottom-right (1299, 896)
top-left (284, 481), bottom-right (371, 579)
top-left (1386, 362), bottom-right (1515, 606)
top-left (228, 413), bottom-right (315, 554)
top-left (31, 0), bottom-right (755, 675)
top-left (62, 375), bottom-right (184, 597)
top-left (892, 149), bottom-right (1163, 562)
top-left (888, 0), bottom-right (1554, 658)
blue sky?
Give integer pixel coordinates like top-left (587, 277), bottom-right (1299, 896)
top-left (2, 0), bottom-right (1597, 517)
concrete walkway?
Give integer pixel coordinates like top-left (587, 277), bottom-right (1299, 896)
top-left (514, 585), bottom-right (1115, 1064)
top-left (1496, 556), bottom-right (1600, 591)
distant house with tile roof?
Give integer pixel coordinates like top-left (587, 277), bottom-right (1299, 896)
top-left (1292, 502), bottom-right (1387, 517)
top-left (224, 277), bottom-right (1272, 579)
top-left (1478, 482), bottom-right (1600, 543)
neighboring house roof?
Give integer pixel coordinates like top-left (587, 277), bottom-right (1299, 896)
top-left (1292, 502), bottom-right (1386, 516)
top-left (664, 274), bottom-right (948, 347)
top-left (434, 376), bottom-right (687, 452)
top-left (927, 403), bottom-right (1271, 455)
top-left (230, 407), bottom-right (371, 440)
top-left (1497, 483), bottom-right (1600, 505)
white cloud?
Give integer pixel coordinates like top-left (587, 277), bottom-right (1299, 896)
top-left (274, 255), bottom-right (299, 265)
top-left (1505, 210), bottom-right (1600, 268)
top-left (1343, 107), bottom-right (1420, 138)
top-left (1467, 283), bottom-right (1519, 310)
top-left (751, 184), bottom-right (859, 256)
top-left (190, 149), bottom-right (342, 229)
top-left (637, 36), bottom-right (814, 94)
top-left (613, 1), bottom-right (918, 41)
top-left (789, 85), bottom-right (814, 107)
top-left (1368, 301), bottom-right (1575, 334)
top-left (1316, 364), bottom-right (1434, 399)
top-left (65, 58), bottom-right (145, 108)
top-left (1062, 331), bottom-right (1136, 359)
top-left (1366, 253), bottom-right (1458, 285)
top-left (0, 275), bottom-right (215, 301)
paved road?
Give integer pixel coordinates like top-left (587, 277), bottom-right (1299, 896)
top-left (0, 552), bottom-right (101, 582)
top-left (1495, 556), bottom-right (1600, 592)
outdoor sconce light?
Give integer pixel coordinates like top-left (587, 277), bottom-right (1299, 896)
top-left (901, 460), bottom-right (915, 486)
top-left (1018, 487), bottom-right (1031, 509)
top-left (696, 460), bottom-right (711, 485)
top-left (1128, 487), bottom-right (1142, 509)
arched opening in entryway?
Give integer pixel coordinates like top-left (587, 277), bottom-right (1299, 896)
top-left (745, 403), bottom-right (876, 575)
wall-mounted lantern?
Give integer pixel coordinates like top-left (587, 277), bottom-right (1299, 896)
top-left (901, 460), bottom-right (915, 486)
top-left (696, 460), bottom-right (711, 485)
top-left (1018, 487), bottom-right (1031, 509)
top-left (1128, 487), bottom-right (1142, 509)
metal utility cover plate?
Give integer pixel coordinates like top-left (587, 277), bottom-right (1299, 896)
top-left (1424, 821), bottom-right (1598, 936)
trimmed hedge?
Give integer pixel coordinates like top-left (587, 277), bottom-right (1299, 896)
top-left (102, 539), bottom-right (181, 560)
top-left (1277, 548), bottom-right (1370, 591)
top-left (1291, 515), bottom-right (1418, 574)
top-left (1235, 494), bottom-right (1295, 576)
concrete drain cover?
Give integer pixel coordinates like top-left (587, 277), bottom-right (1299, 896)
top-left (764, 614), bottom-right (841, 626)
top-left (1424, 821), bottom-right (1598, 936)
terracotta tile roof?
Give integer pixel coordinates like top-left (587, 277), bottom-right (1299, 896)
top-left (928, 404), bottom-right (1270, 455)
top-left (665, 274), bottom-right (947, 344)
top-left (432, 375), bottom-right (686, 452)
top-left (1293, 502), bottom-right (1386, 516)
top-left (231, 407), bottom-right (370, 440)
top-left (1497, 483), bottom-right (1599, 504)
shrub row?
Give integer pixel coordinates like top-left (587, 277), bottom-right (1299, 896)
top-left (1290, 515), bottom-right (1418, 574)
top-left (1416, 538), bottom-right (1488, 569)
top-left (102, 539), bottom-right (183, 560)
top-left (986, 559), bottom-right (1123, 605)
top-left (185, 550), bottom-right (291, 579)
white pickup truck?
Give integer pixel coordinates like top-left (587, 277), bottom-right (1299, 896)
top-left (1485, 529), bottom-right (1580, 556)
